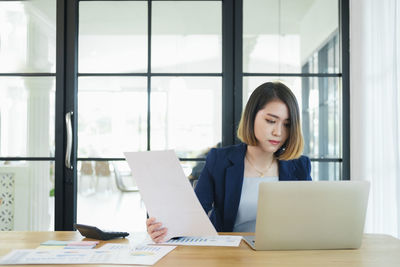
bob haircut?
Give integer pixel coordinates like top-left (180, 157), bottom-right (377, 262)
top-left (237, 81), bottom-right (304, 160)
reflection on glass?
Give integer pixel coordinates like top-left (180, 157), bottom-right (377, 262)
top-left (152, 1), bottom-right (222, 73)
top-left (0, 77), bottom-right (55, 157)
top-left (78, 77), bottom-right (147, 158)
top-left (151, 77), bottom-right (222, 157)
top-left (0, 161), bottom-right (55, 230)
top-left (243, 0), bottom-right (339, 73)
top-left (243, 76), bottom-right (341, 159)
top-left (311, 161), bottom-right (341, 181)
top-left (0, 0), bottom-right (56, 72)
top-left (79, 1), bottom-right (147, 73)
top-left (302, 33), bottom-right (340, 74)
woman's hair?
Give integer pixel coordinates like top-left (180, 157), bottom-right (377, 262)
top-left (237, 81), bottom-right (304, 160)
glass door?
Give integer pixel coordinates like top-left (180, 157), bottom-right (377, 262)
top-left (75, 0), bottom-right (222, 232)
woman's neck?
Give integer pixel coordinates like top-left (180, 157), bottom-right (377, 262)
top-left (246, 145), bottom-right (275, 167)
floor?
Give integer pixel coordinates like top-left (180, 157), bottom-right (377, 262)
top-left (76, 174), bottom-right (147, 232)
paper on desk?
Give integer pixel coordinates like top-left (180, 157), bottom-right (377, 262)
top-left (38, 240), bottom-right (99, 250)
top-left (124, 150), bottom-right (217, 241)
top-left (40, 240), bottom-right (69, 246)
top-left (98, 243), bottom-right (131, 250)
top-left (63, 245), bottom-right (96, 249)
top-left (36, 246), bottom-right (65, 250)
top-left (67, 241), bottom-right (99, 246)
top-left (161, 235), bottom-right (242, 247)
top-left (0, 245), bottom-right (176, 265)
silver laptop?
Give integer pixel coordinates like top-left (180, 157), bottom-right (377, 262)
top-left (243, 181), bottom-right (370, 250)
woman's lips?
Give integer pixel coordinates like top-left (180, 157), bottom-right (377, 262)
top-left (269, 140), bottom-right (280, 145)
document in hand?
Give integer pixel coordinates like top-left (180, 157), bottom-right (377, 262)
top-left (124, 150), bottom-right (218, 241)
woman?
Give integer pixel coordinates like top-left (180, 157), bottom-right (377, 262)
top-left (147, 81), bottom-right (312, 242)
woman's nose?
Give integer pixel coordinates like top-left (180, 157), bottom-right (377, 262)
top-left (272, 124), bottom-right (282, 136)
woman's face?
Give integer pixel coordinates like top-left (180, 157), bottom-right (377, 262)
top-left (253, 100), bottom-right (290, 153)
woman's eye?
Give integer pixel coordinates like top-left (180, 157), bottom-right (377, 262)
top-left (266, 119), bottom-right (275, 124)
top-left (284, 123), bottom-right (290, 128)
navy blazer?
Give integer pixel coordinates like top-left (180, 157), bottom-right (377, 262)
top-left (194, 143), bottom-right (312, 232)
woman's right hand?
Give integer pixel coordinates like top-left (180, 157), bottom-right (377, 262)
top-left (146, 217), bottom-right (168, 243)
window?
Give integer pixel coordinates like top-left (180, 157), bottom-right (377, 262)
top-left (0, 0), bottom-right (56, 231)
top-left (243, 0), bottom-right (344, 181)
top-left (76, 0), bottom-right (222, 231)
top-left (302, 33), bottom-right (341, 180)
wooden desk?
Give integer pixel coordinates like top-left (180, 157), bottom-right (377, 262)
top-left (0, 232), bottom-right (399, 267)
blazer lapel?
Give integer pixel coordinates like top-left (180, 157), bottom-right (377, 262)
top-left (223, 144), bottom-right (246, 231)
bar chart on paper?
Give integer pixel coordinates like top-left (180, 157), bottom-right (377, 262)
top-left (163, 236), bottom-right (242, 247)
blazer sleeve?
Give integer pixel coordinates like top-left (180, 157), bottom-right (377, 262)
top-left (303, 155), bottom-right (312, 181)
top-left (194, 148), bottom-right (217, 214)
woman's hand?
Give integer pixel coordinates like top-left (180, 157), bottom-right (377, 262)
top-left (146, 217), bottom-right (168, 243)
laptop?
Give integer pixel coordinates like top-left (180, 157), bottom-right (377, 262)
top-left (243, 181), bottom-right (370, 250)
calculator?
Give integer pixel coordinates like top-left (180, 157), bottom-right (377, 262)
top-left (74, 223), bottom-right (129, 240)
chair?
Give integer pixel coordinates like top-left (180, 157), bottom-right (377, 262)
top-left (111, 162), bottom-right (139, 213)
top-left (112, 162), bottom-right (138, 192)
top-left (95, 161), bottom-right (111, 177)
top-left (80, 161), bottom-right (94, 176)
top-left (188, 161), bottom-right (206, 189)
top-left (94, 161), bottom-right (113, 194)
top-left (78, 162), bottom-right (96, 196)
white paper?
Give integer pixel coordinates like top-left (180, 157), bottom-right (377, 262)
top-left (124, 150), bottom-right (218, 241)
top-left (161, 236), bottom-right (242, 247)
top-left (0, 245), bottom-right (175, 265)
top-left (98, 243), bottom-right (131, 250)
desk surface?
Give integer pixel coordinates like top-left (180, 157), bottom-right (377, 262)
top-left (0, 232), bottom-right (399, 267)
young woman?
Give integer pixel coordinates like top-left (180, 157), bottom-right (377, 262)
top-left (147, 81), bottom-right (312, 242)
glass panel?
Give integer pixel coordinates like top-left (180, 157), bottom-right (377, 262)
top-left (0, 0), bottom-right (56, 73)
top-left (77, 160), bottom-right (145, 232)
top-left (76, 159), bottom-right (202, 231)
top-left (311, 161), bottom-right (341, 181)
top-left (0, 77), bottom-right (55, 157)
top-left (243, 0), bottom-right (339, 73)
top-left (0, 161), bottom-right (55, 230)
top-left (152, 1), bottom-right (222, 73)
top-left (151, 77), bottom-right (222, 158)
top-left (243, 76), bottom-right (341, 159)
top-left (78, 77), bottom-right (147, 158)
top-left (79, 1), bottom-right (147, 73)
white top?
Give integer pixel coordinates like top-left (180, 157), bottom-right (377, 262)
top-left (233, 176), bottom-right (279, 232)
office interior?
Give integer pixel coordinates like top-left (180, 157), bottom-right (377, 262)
top-left (0, 0), bottom-right (399, 240)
